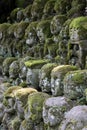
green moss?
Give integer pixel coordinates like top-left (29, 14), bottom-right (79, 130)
top-left (11, 117), bottom-right (20, 130)
top-left (70, 16), bottom-right (87, 29)
top-left (14, 21), bottom-right (29, 39)
top-left (67, 70), bottom-right (87, 84)
top-left (41, 63), bottom-right (57, 78)
top-left (3, 57), bottom-right (17, 76)
top-left (25, 21), bottom-right (38, 38)
top-left (31, 0), bottom-right (47, 19)
top-left (10, 8), bottom-right (22, 21)
top-left (44, 37), bottom-right (58, 57)
top-left (24, 59), bottom-right (50, 69)
top-left (8, 23), bottom-right (18, 37)
top-left (51, 65), bottom-right (78, 78)
top-left (0, 23), bottom-right (11, 32)
top-left (71, 0), bottom-right (86, 7)
top-left (21, 120), bottom-right (33, 130)
top-left (0, 23), bottom-right (11, 38)
top-left (28, 92), bottom-right (50, 121)
top-left (43, 0), bottom-right (56, 15)
top-left (54, 0), bottom-right (71, 14)
top-left (19, 81), bottom-right (27, 88)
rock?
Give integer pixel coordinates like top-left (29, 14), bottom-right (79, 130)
top-left (51, 65), bottom-right (78, 96)
top-left (9, 60), bottom-right (20, 80)
top-left (24, 92), bottom-right (50, 129)
top-left (64, 70), bottom-right (87, 100)
top-left (31, 0), bottom-right (47, 20)
top-left (25, 21), bottom-right (38, 46)
top-left (36, 20), bottom-right (52, 43)
top-left (50, 15), bottom-right (66, 35)
top-left (42, 0), bottom-right (56, 19)
top-left (3, 57), bottom-right (17, 76)
top-left (59, 105), bottom-right (87, 130)
top-left (54, 0), bottom-right (71, 15)
top-left (43, 96), bottom-right (72, 129)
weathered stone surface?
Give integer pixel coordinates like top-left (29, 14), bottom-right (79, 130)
top-left (9, 60), bottom-right (20, 80)
top-left (50, 15), bottom-right (66, 35)
top-left (59, 105), bottom-right (87, 130)
top-left (43, 96), bottom-right (72, 129)
top-left (24, 92), bottom-right (50, 129)
top-left (39, 63), bottom-right (57, 93)
top-left (51, 65), bottom-right (78, 96)
top-left (3, 57), bottom-right (17, 76)
top-left (68, 17), bottom-right (87, 68)
top-left (64, 70), bottom-right (87, 100)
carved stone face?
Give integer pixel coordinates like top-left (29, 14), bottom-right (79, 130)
top-left (26, 31), bottom-right (38, 46)
top-left (37, 28), bottom-right (45, 43)
top-left (70, 28), bottom-right (79, 41)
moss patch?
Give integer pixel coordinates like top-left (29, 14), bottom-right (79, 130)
top-left (65, 70), bottom-right (87, 84)
top-left (4, 86), bottom-right (22, 98)
top-left (51, 65), bottom-right (78, 78)
top-left (25, 59), bottom-right (50, 69)
top-left (70, 16), bottom-right (87, 29)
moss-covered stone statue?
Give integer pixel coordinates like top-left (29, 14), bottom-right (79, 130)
top-left (31, 0), bottom-right (47, 20)
top-left (0, 23), bottom-right (11, 57)
top-left (24, 92), bottom-right (50, 130)
top-left (67, 0), bottom-right (86, 18)
top-left (23, 4), bottom-right (32, 22)
top-left (2, 97), bottom-right (16, 130)
top-left (39, 63), bottom-right (57, 93)
top-left (42, 0), bottom-right (56, 19)
top-left (36, 20), bottom-right (52, 43)
top-left (63, 70), bottom-right (87, 101)
top-left (54, 0), bottom-right (72, 15)
top-left (68, 16), bottom-right (87, 69)
top-left (59, 105), bottom-right (87, 130)
top-left (25, 59), bottom-right (49, 90)
top-left (50, 15), bottom-right (66, 35)
top-left (3, 57), bottom-right (17, 77)
top-left (51, 65), bottom-right (78, 96)
top-left (25, 21), bottom-right (38, 46)
top-left (9, 60), bottom-right (20, 80)
top-left (43, 96), bottom-right (72, 130)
